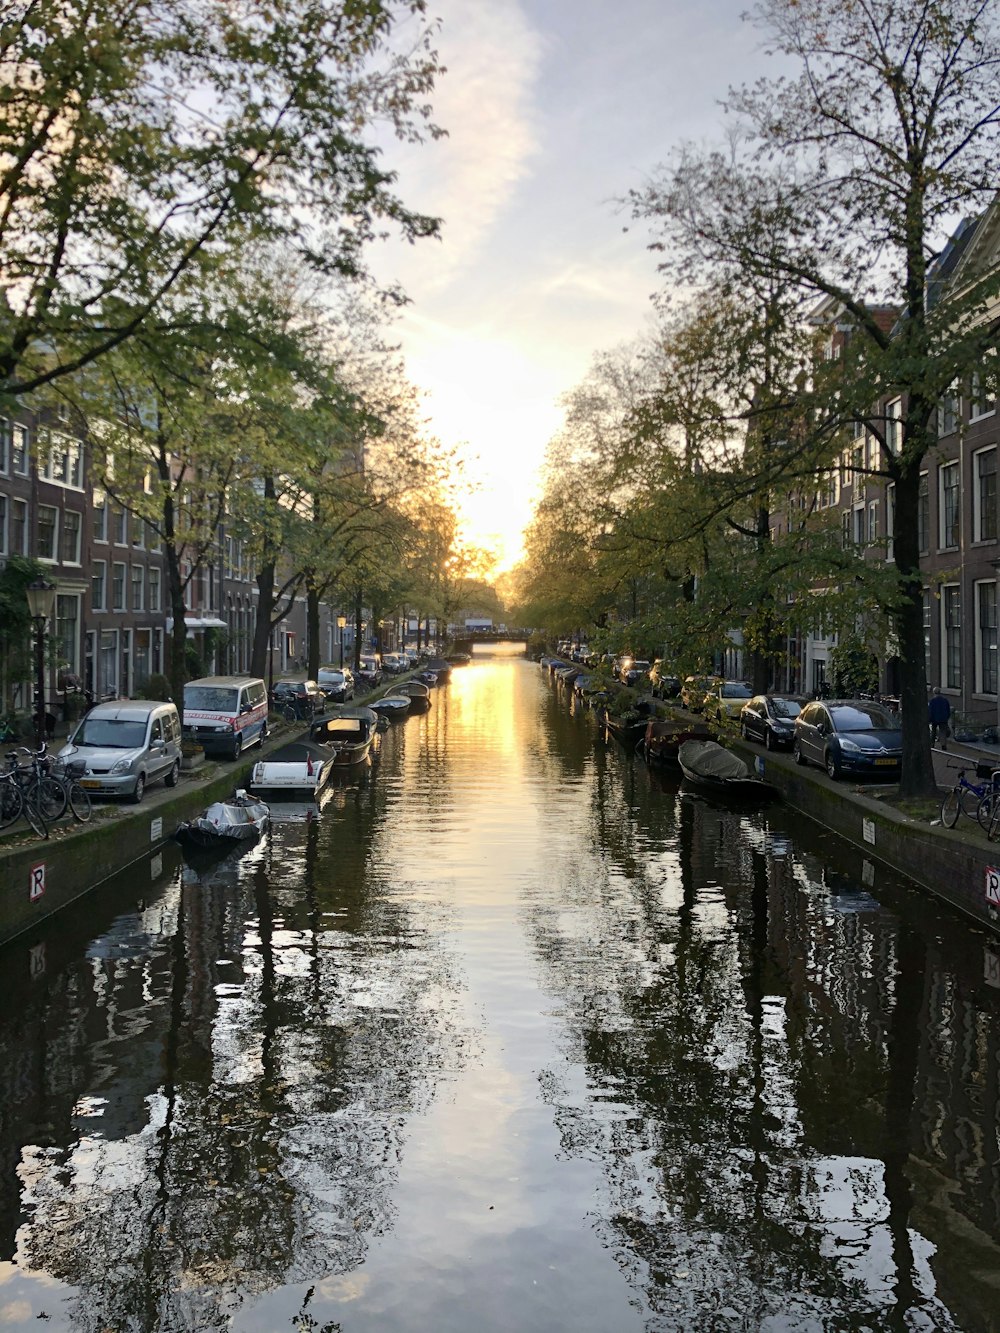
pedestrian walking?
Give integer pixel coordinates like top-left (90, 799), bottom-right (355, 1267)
top-left (928, 686), bottom-right (951, 750)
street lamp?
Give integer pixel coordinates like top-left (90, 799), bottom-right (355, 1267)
top-left (25, 577), bottom-right (57, 746)
top-left (337, 615), bottom-right (346, 669)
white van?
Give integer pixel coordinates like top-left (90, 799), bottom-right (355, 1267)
top-left (182, 675), bottom-right (268, 759)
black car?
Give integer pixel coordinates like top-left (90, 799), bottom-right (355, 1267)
top-left (740, 694), bottom-right (803, 750)
top-left (793, 699), bottom-right (902, 779)
top-left (270, 678), bottom-right (326, 721)
top-left (316, 666), bottom-right (355, 703)
top-left (649, 661), bottom-right (681, 698)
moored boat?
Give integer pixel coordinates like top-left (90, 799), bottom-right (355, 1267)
top-left (642, 717), bottom-right (712, 767)
top-left (175, 790), bottom-right (270, 847)
top-left (677, 738), bottom-right (779, 802)
top-left (387, 680), bottom-right (431, 712)
top-left (310, 705), bottom-right (380, 765)
top-left (371, 694), bottom-right (411, 721)
top-left (250, 741), bottom-right (336, 797)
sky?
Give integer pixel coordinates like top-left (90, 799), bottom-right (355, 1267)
top-left (370, 0), bottom-right (777, 573)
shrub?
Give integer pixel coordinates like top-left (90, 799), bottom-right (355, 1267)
top-left (139, 673), bottom-right (173, 702)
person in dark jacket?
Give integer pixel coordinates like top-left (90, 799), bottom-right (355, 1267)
top-left (928, 686), bottom-right (951, 750)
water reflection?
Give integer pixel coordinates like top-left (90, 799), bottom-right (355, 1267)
top-left (0, 656), bottom-right (998, 1330)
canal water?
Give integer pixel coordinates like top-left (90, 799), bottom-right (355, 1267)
top-left (1, 649), bottom-right (999, 1332)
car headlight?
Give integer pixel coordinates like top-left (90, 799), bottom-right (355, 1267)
top-left (111, 756), bottom-right (135, 774)
top-left (838, 738), bottom-right (861, 753)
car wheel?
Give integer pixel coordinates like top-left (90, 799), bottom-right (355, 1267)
top-left (825, 749), bottom-right (841, 780)
top-left (260, 721), bottom-right (268, 744)
top-left (131, 774), bottom-right (145, 804)
top-left (765, 729), bottom-right (775, 751)
top-left (232, 735), bottom-right (242, 761)
top-left (165, 759), bottom-right (180, 788)
top-left (792, 740), bottom-right (806, 766)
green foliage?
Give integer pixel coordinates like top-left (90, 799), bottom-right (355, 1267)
top-left (139, 674), bottom-right (173, 703)
top-left (0, 556), bottom-right (47, 704)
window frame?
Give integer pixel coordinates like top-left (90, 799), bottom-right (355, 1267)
top-left (939, 461), bottom-right (960, 549)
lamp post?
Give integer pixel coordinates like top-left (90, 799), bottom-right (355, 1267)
top-left (337, 615), bottom-right (346, 669)
top-left (26, 577), bottom-right (57, 746)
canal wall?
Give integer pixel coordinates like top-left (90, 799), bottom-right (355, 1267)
top-left (742, 746), bottom-right (1000, 935)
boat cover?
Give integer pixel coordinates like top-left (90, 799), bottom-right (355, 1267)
top-left (678, 739), bottom-right (749, 780)
top-left (265, 741), bottom-right (331, 765)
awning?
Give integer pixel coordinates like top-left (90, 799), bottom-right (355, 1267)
top-left (165, 616), bottom-right (228, 632)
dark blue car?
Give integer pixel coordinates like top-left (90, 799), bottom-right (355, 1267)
top-left (793, 699), bottom-right (902, 779)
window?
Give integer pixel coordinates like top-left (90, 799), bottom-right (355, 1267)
top-left (131, 512), bottom-right (145, 548)
top-left (939, 461), bottom-right (959, 548)
top-left (918, 473), bottom-right (929, 553)
top-left (885, 398), bottom-right (901, 454)
top-left (922, 589), bottom-right (932, 681)
top-left (92, 561), bottom-right (107, 611)
top-left (100, 630), bottom-right (118, 697)
top-left (0, 494), bottom-right (6, 553)
top-left (11, 498), bottom-right (28, 555)
top-left (943, 584), bottom-right (961, 690)
top-left (0, 421), bottom-right (7, 473)
top-left (37, 504), bottom-right (58, 561)
top-left (867, 501), bottom-right (878, 542)
top-left (853, 505), bottom-right (865, 546)
top-left (842, 511), bottom-right (851, 549)
top-left (55, 594), bottom-right (80, 674)
top-left (977, 581), bottom-right (998, 695)
top-left (112, 562), bottom-right (126, 612)
top-left (974, 447), bottom-right (997, 542)
top-left (93, 490), bottom-right (108, 543)
top-left (148, 565), bottom-right (161, 612)
top-left (112, 504), bottom-right (127, 545)
top-left (11, 423), bottom-right (28, 475)
top-left (38, 429), bottom-right (83, 489)
top-left (886, 484), bottom-right (895, 562)
top-left (938, 387), bottom-right (959, 438)
top-left (60, 509), bottom-right (81, 564)
top-left (970, 364), bottom-right (996, 420)
top-left (131, 564), bottom-right (144, 611)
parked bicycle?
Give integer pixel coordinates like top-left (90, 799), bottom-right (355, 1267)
top-left (0, 765), bottom-right (48, 839)
top-left (5, 746), bottom-right (65, 823)
top-left (940, 762), bottom-right (1000, 830)
top-left (46, 752), bottom-right (93, 822)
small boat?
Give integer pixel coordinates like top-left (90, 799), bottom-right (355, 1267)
top-left (311, 705), bottom-right (380, 765)
top-left (424, 657), bottom-right (452, 679)
top-left (600, 699), bottom-right (657, 749)
top-left (371, 694), bottom-right (411, 721)
top-left (445, 653), bottom-right (471, 666)
top-left (419, 669), bottom-right (439, 686)
top-left (387, 680), bottom-right (431, 712)
top-left (250, 740), bottom-right (336, 797)
top-left (175, 789), bottom-right (270, 847)
top-left (677, 739), bottom-right (779, 802)
top-left (641, 717), bottom-right (712, 767)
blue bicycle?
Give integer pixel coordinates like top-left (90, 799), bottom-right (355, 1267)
top-left (940, 762), bottom-right (1000, 830)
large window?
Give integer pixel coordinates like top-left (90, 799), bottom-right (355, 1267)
top-left (977, 581), bottom-right (998, 695)
top-left (112, 504), bottom-right (127, 545)
top-left (131, 564), bottom-right (144, 611)
top-left (11, 498), bottom-right (28, 555)
top-left (886, 483), bottom-right (895, 562)
top-left (938, 387), bottom-right (959, 437)
top-left (939, 461), bottom-right (959, 548)
top-left (148, 565), bottom-right (161, 612)
top-left (37, 504), bottom-right (58, 561)
top-left (918, 472), bottom-right (929, 553)
top-left (885, 398), bottom-right (901, 454)
top-left (92, 561), bottom-right (107, 611)
top-left (93, 490), bottom-right (108, 543)
top-left (867, 501), bottom-right (878, 543)
top-left (10, 423), bottom-right (28, 475)
top-left (100, 630), bottom-right (118, 697)
top-left (38, 430), bottom-right (83, 489)
top-left (975, 447), bottom-right (997, 542)
top-left (112, 562), bottom-right (126, 612)
top-left (0, 494), bottom-right (6, 553)
top-left (970, 361), bottom-right (997, 420)
top-left (60, 508), bottom-right (81, 564)
top-left (55, 594), bottom-right (80, 674)
top-left (922, 589), bottom-right (932, 681)
top-left (943, 584), bottom-right (961, 690)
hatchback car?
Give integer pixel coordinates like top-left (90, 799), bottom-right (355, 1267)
top-left (793, 699), bottom-right (902, 779)
top-left (60, 700), bottom-right (182, 803)
top-left (740, 694), bottom-right (803, 749)
top-left (270, 678), bottom-right (326, 721)
top-left (681, 675), bottom-right (721, 712)
top-left (706, 680), bottom-right (753, 721)
top-left (317, 666), bottom-right (355, 702)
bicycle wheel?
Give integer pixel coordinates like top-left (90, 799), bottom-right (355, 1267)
top-left (282, 704), bottom-right (297, 723)
top-left (977, 792), bottom-right (996, 831)
top-left (67, 780), bottom-right (92, 823)
top-left (22, 792), bottom-right (48, 840)
top-left (34, 776), bottom-right (66, 822)
top-left (940, 788), bottom-right (962, 828)
top-left (0, 782), bottom-right (24, 831)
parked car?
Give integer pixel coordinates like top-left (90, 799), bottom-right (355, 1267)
top-left (681, 675), bottom-right (721, 712)
top-left (649, 661), bottom-right (681, 698)
top-left (270, 678), bottom-right (326, 721)
top-left (357, 655), bottom-right (383, 688)
top-left (623, 659), bottom-right (652, 688)
top-left (740, 694), bottom-right (803, 749)
top-left (381, 653), bottom-right (409, 675)
top-left (793, 699), bottom-right (902, 779)
top-left (183, 675), bottom-right (269, 759)
top-left (60, 699), bottom-right (182, 803)
top-left (706, 680), bottom-right (754, 722)
top-left (317, 666), bottom-right (355, 703)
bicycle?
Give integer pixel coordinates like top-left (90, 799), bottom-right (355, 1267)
top-left (47, 753), bottom-right (93, 822)
top-left (939, 762), bottom-right (1000, 830)
top-left (0, 767), bottom-right (48, 839)
top-left (5, 746), bottom-right (65, 823)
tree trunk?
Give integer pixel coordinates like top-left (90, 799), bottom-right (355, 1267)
top-left (354, 588), bottom-right (364, 671)
top-left (892, 463), bottom-right (935, 797)
top-left (250, 562), bottom-right (276, 680)
top-left (306, 584), bottom-right (321, 679)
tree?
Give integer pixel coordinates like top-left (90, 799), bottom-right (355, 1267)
top-left (0, 0), bottom-right (442, 406)
top-left (630, 0), bottom-right (1000, 796)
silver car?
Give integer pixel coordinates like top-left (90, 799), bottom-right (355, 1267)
top-left (59, 700), bottom-right (182, 802)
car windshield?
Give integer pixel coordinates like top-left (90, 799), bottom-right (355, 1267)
top-left (722, 683), bottom-right (752, 698)
top-left (73, 718), bottom-right (148, 748)
top-left (185, 686), bottom-right (238, 711)
top-left (771, 698), bottom-right (801, 718)
top-left (318, 671), bottom-right (343, 681)
top-left (830, 704), bottom-right (900, 732)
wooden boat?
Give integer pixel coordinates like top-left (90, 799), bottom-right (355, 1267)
top-left (677, 739), bottom-right (779, 802)
top-left (310, 705), bottom-right (380, 765)
top-left (642, 717), bottom-right (712, 767)
top-left (600, 699), bottom-right (658, 749)
top-left (175, 789), bottom-right (270, 847)
top-left (250, 741), bottom-right (336, 797)
top-left (371, 695), bottom-right (411, 720)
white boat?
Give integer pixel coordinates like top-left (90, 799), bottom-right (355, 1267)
top-left (249, 740), bottom-right (336, 797)
top-left (175, 790), bottom-right (270, 848)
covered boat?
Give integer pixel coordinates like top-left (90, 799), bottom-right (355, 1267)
top-left (311, 706), bottom-right (380, 764)
top-left (250, 740), bottom-right (336, 797)
top-left (175, 790), bottom-right (270, 847)
top-left (642, 717), bottom-right (712, 767)
top-left (677, 739), bottom-right (779, 802)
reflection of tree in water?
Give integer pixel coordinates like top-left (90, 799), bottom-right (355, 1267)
top-left (7, 771), bottom-right (471, 1332)
top-left (525, 762), bottom-right (967, 1329)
